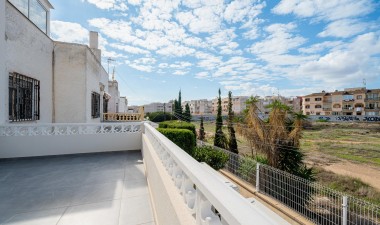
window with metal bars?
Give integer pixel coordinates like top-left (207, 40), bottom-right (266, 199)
top-left (8, 73), bottom-right (40, 122)
top-left (91, 92), bottom-right (100, 118)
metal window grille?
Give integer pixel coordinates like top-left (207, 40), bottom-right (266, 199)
top-left (91, 92), bottom-right (100, 118)
top-left (8, 73), bottom-right (40, 122)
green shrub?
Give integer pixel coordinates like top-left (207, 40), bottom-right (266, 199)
top-left (159, 121), bottom-right (196, 137)
top-left (146, 112), bottom-right (176, 122)
top-left (192, 146), bottom-right (229, 170)
top-left (157, 128), bottom-right (195, 155)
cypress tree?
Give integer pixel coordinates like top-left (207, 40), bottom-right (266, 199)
top-left (214, 89), bottom-right (227, 149)
top-left (184, 103), bottom-right (191, 122)
top-left (199, 116), bottom-right (205, 141)
top-left (227, 91), bottom-right (238, 154)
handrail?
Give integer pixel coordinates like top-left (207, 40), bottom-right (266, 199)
top-left (144, 123), bottom-right (276, 225)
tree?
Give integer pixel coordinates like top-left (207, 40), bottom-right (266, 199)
top-left (199, 116), bottom-right (205, 141)
top-left (174, 90), bottom-right (183, 120)
top-left (184, 103), bottom-right (191, 122)
top-left (214, 89), bottom-right (227, 149)
top-left (227, 91), bottom-right (238, 154)
top-left (236, 97), bottom-right (313, 179)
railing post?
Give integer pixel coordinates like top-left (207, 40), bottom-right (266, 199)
top-left (256, 162), bottom-right (260, 192)
top-left (342, 196), bottom-right (348, 225)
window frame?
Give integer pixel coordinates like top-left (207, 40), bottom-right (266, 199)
top-left (91, 92), bottom-right (100, 118)
top-left (8, 72), bottom-right (40, 122)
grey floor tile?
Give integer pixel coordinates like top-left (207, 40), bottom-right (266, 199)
top-left (2, 208), bottom-right (66, 225)
top-left (57, 200), bottom-right (120, 225)
top-left (122, 180), bottom-right (149, 198)
top-left (119, 195), bottom-right (154, 225)
top-left (71, 180), bottom-right (123, 205)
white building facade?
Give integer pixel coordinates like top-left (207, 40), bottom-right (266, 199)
top-left (1, 0), bottom-right (120, 124)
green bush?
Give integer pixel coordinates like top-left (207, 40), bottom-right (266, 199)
top-left (192, 146), bottom-right (229, 170)
top-left (157, 128), bottom-right (195, 155)
top-left (146, 112), bottom-right (176, 122)
top-left (159, 121), bottom-right (196, 137)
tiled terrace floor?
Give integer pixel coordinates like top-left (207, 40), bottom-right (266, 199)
top-left (0, 151), bottom-right (155, 225)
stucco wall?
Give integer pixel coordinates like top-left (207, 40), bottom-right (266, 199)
top-left (4, 2), bottom-right (54, 124)
top-left (53, 43), bottom-right (87, 123)
top-left (0, 0), bottom-right (6, 124)
top-left (108, 81), bottom-right (120, 113)
top-left (0, 132), bottom-right (142, 158)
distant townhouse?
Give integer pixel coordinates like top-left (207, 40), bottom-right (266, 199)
top-left (182, 99), bottom-right (212, 115)
top-left (302, 87), bottom-right (379, 116)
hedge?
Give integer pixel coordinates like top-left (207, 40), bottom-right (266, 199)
top-left (159, 121), bottom-right (196, 137)
top-left (157, 128), bottom-right (195, 155)
top-left (192, 146), bottom-right (229, 170)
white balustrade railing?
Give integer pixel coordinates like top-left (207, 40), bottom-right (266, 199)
top-left (0, 122), bottom-right (142, 137)
top-left (144, 123), bottom-right (275, 225)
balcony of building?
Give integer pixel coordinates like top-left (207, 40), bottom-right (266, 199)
top-left (0, 122), bottom-right (290, 225)
top-left (103, 107), bottom-right (145, 122)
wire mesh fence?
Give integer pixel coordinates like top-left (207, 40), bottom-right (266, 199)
top-left (197, 141), bottom-right (380, 225)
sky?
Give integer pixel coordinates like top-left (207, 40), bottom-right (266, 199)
top-left (49, 0), bottom-right (380, 105)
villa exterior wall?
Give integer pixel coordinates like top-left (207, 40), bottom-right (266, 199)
top-left (3, 2), bottom-right (54, 124)
top-left (0, 0), bottom-right (6, 124)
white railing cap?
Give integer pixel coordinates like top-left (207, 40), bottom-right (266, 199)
top-left (145, 123), bottom-right (276, 225)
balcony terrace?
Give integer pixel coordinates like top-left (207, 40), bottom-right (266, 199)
top-left (0, 122), bottom-right (288, 225)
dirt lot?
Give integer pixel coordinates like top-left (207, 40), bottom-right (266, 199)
top-left (193, 121), bottom-right (380, 191)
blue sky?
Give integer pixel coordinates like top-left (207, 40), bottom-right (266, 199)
top-left (49, 0), bottom-right (380, 105)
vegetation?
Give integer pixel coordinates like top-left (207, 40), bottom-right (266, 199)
top-left (316, 168), bottom-right (380, 204)
top-left (236, 97), bottom-right (313, 180)
top-left (184, 103), bottom-right (191, 122)
top-left (159, 120), bottom-right (196, 138)
top-left (173, 90), bottom-right (183, 120)
top-left (146, 112), bottom-right (176, 122)
top-left (237, 155), bottom-right (268, 183)
top-left (214, 89), bottom-right (227, 149)
top-left (227, 91), bottom-right (238, 154)
top-left (199, 116), bottom-right (205, 141)
top-left (157, 128), bottom-right (195, 155)
top-left (192, 146), bottom-right (229, 170)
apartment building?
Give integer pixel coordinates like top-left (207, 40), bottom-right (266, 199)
top-left (182, 99), bottom-right (212, 115)
top-left (302, 88), bottom-right (379, 116)
top-left (211, 96), bottom-right (249, 115)
top-left (144, 102), bottom-right (173, 114)
top-left (2, 0), bottom-right (121, 124)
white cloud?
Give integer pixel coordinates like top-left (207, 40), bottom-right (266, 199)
top-left (88, 18), bottom-right (136, 43)
top-left (249, 23), bottom-right (306, 56)
top-left (156, 44), bottom-right (196, 57)
top-left (272, 0), bottom-right (374, 22)
top-left (51, 21), bottom-right (89, 44)
top-left (110, 43), bottom-right (150, 55)
top-left (86, 0), bottom-right (129, 11)
top-left (128, 0), bottom-right (141, 6)
top-left (224, 0), bottom-right (266, 23)
top-left (126, 61), bottom-right (153, 72)
top-left (195, 71), bottom-right (209, 79)
top-left (173, 70), bottom-right (188, 75)
top-left (299, 41), bottom-right (343, 54)
top-left (318, 19), bottom-right (370, 38)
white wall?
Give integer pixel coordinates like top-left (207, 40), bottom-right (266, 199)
top-left (107, 80), bottom-right (120, 113)
top-left (4, 2), bottom-right (54, 124)
top-left (0, 132), bottom-right (142, 158)
top-left (54, 43), bottom-right (87, 123)
top-left (0, 0), bottom-right (6, 124)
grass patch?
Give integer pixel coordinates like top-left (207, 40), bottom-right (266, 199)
top-left (316, 168), bottom-right (380, 204)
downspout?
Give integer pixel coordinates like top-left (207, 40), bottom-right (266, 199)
top-left (52, 44), bottom-right (55, 123)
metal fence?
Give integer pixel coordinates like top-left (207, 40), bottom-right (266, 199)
top-left (198, 141), bottom-right (380, 225)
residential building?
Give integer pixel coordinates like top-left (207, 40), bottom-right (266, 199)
top-left (302, 87), bottom-right (378, 116)
top-left (2, 0), bottom-right (121, 124)
top-left (119, 96), bottom-right (128, 113)
top-left (212, 96), bottom-right (249, 115)
top-left (256, 96), bottom-right (298, 115)
top-left (182, 99), bottom-right (212, 115)
top-left (108, 78), bottom-right (120, 113)
top-left (144, 102), bottom-right (172, 114)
